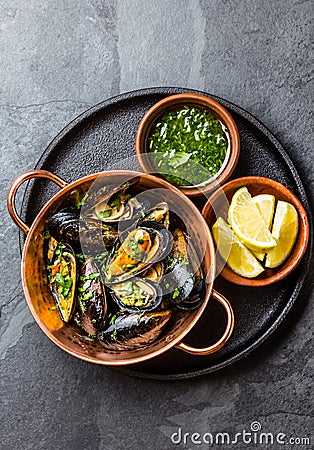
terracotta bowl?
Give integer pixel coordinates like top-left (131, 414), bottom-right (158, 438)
top-left (135, 93), bottom-right (240, 197)
top-left (202, 176), bottom-right (310, 287)
top-left (7, 169), bottom-right (234, 365)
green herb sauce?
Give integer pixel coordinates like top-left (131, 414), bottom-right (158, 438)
top-left (148, 106), bottom-right (229, 186)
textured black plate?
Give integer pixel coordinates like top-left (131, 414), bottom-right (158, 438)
top-left (19, 87), bottom-right (312, 380)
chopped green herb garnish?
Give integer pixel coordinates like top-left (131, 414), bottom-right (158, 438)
top-left (82, 291), bottom-right (93, 301)
top-left (89, 273), bottom-right (99, 280)
top-left (98, 210), bottom-right (112, 219)
top-left (109, 197), bottom-right (121, 208)
top-left (137, 312), bottom-right (145, 324)
top-left (77, 193), bottom-right (88, 209)
top-left (121, 263), bottom-right (138, 272)
top-left (87, 333), bottom-right (97, 339)
top-left (172, 288), bottom-right (180, 299)
top-left (111, 329), bottom-right (117, 339)
top-left (76, 253), bottom-right (87, 263)
top-left (48, 305), bottom-right (58, 311)
top-left (180, 259), bottom-right (189, 267)
top-left (167, 256), bottom-right (175, 271)
top-left (110, 314), bottom-right (117, 324)
top-left (148, 105), bottom-right (228, 186)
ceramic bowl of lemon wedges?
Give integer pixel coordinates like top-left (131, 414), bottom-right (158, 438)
top-left (202, 176), bottom-right (310, 286)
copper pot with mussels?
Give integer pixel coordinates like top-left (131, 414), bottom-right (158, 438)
top-left (7, 169), bottom-right (234, 365)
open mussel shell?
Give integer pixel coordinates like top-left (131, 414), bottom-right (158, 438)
top-left (135, 221), bottom-right (173, 261)
top-left (138, 202), bottom-right (170, 229)
top-left (48, 206), bottom-right (119, 254)
top-left (48, 207), bottom-right (80, 250)
top-left (98, 310), bottom-right (172, 351)
top-left (82, 180), bottom-right (140, 225)
top-left (111, 277), bottom-right (162, 313)
top-left (46, 237), bottom-right (77, 323)
top-left (77, 258), bottom-right (107, 335)
top-left (79, 220), bottom-right (118, 253)
top-left (104, 225), bottom-right (171, 285)
top-left (142, 261), bottom-right (165, 283)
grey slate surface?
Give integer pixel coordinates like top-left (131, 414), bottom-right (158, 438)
top-left (1, 1), bottom-right (313, 449)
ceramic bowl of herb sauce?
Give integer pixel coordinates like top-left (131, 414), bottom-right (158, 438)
top-left (136, 93), bottom-right (240, 197)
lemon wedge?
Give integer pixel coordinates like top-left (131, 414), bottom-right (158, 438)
top-left (251, 194), bottom-right (276, 260)
top-left (265, 201), bottom-right (298, 268)
top-left (212, 217), bottom-right (264, 278)
top-left (228, 187), bottom-right (277, 252)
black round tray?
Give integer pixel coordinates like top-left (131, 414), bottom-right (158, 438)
top-left (19, 87), bottom-right (312, 380)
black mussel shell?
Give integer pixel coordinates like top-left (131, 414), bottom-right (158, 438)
top-left (98, 310), bottom-right (171, 351)
top-left (115, 197), bottom-right (150, 231)
top-left (173, 278), bottom-right (206, 310)
top-left (165, 227), bottom-right (206, 307)
top-left (133, 221), bottom-right (173, 261)
top-left (46, 237), bottom-right (77, 323)
top-left (79, 220), bottom-right (118, 253)
top-left (138, 220), bottom-right (167, 231)
top-left (138, 202), bottom-right (170, 229)
top-left (82, 180), bottom-right (139, 224)
top-left (142, 261), bottom-right (166, 283)
top-left (77, 258), bottom-right (107, 335)
top-left (82, 183), bottom-right (125, 214)
top-left (48, 208), bottom-right (80, 249)
top-left (111, 277), bottom-right (162, 313)
top-left (104, 226), bottom-right (171, 285)
top-left (165, 263), bottom-right (195, 305)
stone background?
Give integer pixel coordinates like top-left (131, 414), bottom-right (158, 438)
top-left (1, 1), bottom-right (313, 449)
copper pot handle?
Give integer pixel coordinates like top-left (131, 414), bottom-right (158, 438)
top-left (7, 169), bottom-right (68, 234)
top-left (175, 290), bottom-right (234, 355)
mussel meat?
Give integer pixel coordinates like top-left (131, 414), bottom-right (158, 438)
top-left (142, 261), bottom-right (165, 283)
top-left (104, 226), bottom-right (170, 284)
top-left (98, 310), bottom-right (171, 351)
top-left (77, 258), bottom-right (107, 335)
top-left (111, 277), bottom-right (162, 312)
top-left (46, 237), bottom-right (77, 323)
top-left (138, 202), bottom-right (170, 229)
top-left (82, 181), bottom-right (139, 225)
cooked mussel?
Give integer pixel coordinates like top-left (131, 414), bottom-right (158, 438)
top-left (104, 226), bottom-right (170, 284)
top-left (48, 207), bottom-right (80, 249)
top-left (77, 258), bottom-right (107, 335)
top-left (166, 229), bottom-right (206, 310)
top-left (46, 237), bottom-right (76, 323)
top-left (142, 261), bottom-right (165, 283)
top-left (48, 206), bottom-right (118, 254)
top-left (82, 180), bottom-right (140, 224)
top-left (98, 310), bottom-right (171, 351)
top-left (133, 220), bottom-right (173, 260)
top-left (172, 279), bottom-right (206, 310)
top-left (111, 277), bottom-right (162, 312)
top-left (79, 221), bottom-right (118, 253)
top-left (138, 202), bottom-right (170, 229)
